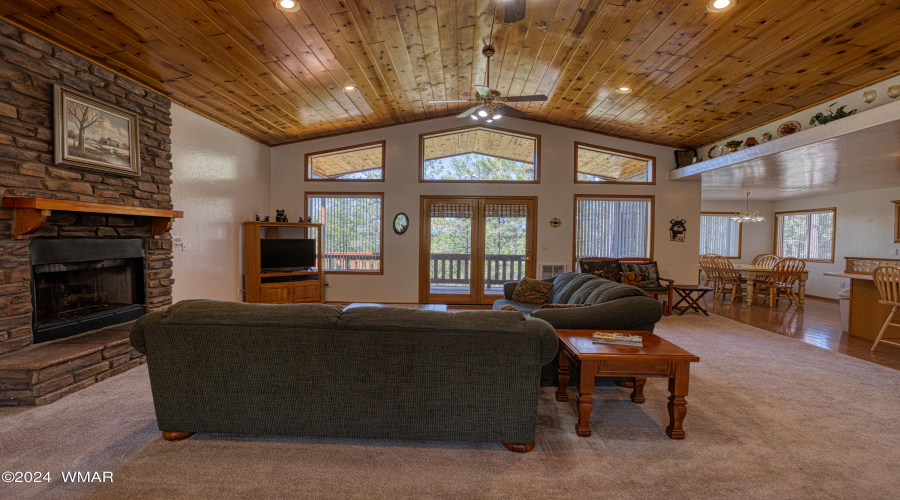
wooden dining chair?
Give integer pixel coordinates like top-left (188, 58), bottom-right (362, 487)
top-left (755, 255), bottom-right (779, 268)
top-left (699, 254), bottom-right (721, 293)
top-left (871, 265), bottom-right (900, 352)
top-left (750, 257), bottom-right (805, 308)
top-left (712, 256), bottom-right (746, 302)
top-left (752, 253), bottom-right (778, 265)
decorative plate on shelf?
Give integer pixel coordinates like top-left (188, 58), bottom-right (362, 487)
top-left (707, 145), bottom-right (724, 159)
top-left (777, 121), bottom-right (801, 137)
top-left (760, 132), bottom-right (773, 143)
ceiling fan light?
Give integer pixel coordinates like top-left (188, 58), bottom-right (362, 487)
top-left (478, 109), bottom-right (488, 117)
top-left (492, 113), bottom-right (501, 120)
top-left (485, 119), bottom-right (493, 123)
top-left (707, 0), bottom-right (735, 12)
top-left (471, 114), bottom-right (479, 120)
top-left (276, 0), bottom-right (301, 12)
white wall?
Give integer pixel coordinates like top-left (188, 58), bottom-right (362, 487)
top-left (169, 104), bottom-right (271, 302)
top-left (772, 187), bottom-right (900, 299)
top-left (271, 117), bottom-right (702, 303)
top-left (700, 200), bottom-right (775, 264)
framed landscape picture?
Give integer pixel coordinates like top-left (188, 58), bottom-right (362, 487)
top-left (54, 84), bottom-right (140, 176)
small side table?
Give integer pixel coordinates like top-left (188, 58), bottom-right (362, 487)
top-left (673, 285), bottom-right (713, 316)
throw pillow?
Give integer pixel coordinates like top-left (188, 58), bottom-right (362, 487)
top-left (538, 303), bottom-right (588, 309)
top-left (497, 305), bottom-right (519, 311)
top-left (511, 277), bottom-right (553, 304)
top-left (620, 262), bottom-right (662, 288)
top-left (588, 259), bottom-right (622, 281)
top-left (620, 271), bottom-right (645, 288)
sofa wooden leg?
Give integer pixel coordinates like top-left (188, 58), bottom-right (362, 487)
top-left (162, 431), bottom-right (195, 441)
top-left (503, 443), bottom-right (535, 453)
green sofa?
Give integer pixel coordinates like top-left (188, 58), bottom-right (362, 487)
top-left (131, 300), bottom-right (558, 452)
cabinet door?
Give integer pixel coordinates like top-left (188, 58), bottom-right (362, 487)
top-left (260, 284), bottom-right (292, 303)
top-left (291, 282), bottom-right (320, 302)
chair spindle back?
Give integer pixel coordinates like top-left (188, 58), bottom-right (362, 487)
top-left (755, 255), bottom-right (779, 269)
top-left (770, 257), bottom-right (805, 286)
top-left (873, 266), bottom-right (900, 305)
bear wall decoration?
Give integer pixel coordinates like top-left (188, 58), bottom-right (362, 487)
top-left (669, 219), bottom-right (687, 242)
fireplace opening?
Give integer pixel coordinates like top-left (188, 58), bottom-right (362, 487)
top-left (30, 239), bottom-right (146, 344)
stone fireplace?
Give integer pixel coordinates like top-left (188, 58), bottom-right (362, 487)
top-left (0, 20), bottom-right (178, 405)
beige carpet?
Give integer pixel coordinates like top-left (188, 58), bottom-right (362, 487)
top-left (2, 314), bottom-right (899, 500)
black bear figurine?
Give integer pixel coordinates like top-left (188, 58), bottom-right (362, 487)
top-left (275, 209), bottom-right (287, 222)
top-left (264, 216), bottom-right (270, 222)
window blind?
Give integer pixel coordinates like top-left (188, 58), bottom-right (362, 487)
top-left (776, 210), bottom-right (834, 261)
top-left (700, 214), bottom-right (740, 257)
top-left (575, 198), bottom-right (651, 260)
top-left (307, 195), bottom-right (382, 272)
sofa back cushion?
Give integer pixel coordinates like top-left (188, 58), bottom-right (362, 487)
top-left (154, 299), bottom-right (343, 328)
top-left (337, 306), bottom-right (528, 334)
top-left (548, 272), bottom-right (648, 305)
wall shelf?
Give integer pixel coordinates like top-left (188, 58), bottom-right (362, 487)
top-left (1, 197), bottom-right (184, 239)
top-left (669, 99), bottom-right (900, 201)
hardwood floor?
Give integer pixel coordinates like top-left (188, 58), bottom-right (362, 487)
top-left (699, 295), bottom-right (900, 371)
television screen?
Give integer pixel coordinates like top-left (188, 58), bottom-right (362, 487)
top-left (260, 239), bottom-right (317, 269)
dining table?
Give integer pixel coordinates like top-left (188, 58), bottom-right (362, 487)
top-left (732, 263), bottom-right (809, 306)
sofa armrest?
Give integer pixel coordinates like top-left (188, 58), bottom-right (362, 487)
top-left (530, 296), bottom-right (663, 331)
top-left (502, 281), bottom-right (518, 300)
top-left (130, 310), bottom-right (167, 354)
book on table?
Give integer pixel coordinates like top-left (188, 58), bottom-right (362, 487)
top-left (592, 332), bottom-right (643, 346)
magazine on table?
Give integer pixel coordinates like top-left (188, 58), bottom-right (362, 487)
top-left (592, 332), bottom-right (643, 346)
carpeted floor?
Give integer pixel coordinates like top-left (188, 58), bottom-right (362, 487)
top-left (2, 314), bottom-right (899, 499)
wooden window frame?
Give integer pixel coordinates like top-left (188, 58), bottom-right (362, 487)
top-left (304, 192), bottom-right (385, 275)
top-left (304, 140), bottom-right (386, 182)
top-left (572, 194), bottom-right (655, 269)
top-left (418, 125), bottom-right (541, 184)
top-left (700, 212), bottom-right (743, 259)
top-left (574, 142), bottom-right (656, 185)
top-left (773, 207), bottom-right (837, 264)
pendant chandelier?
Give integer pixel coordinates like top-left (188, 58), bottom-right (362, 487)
top-left (731, 191), bottom-right (765, 223)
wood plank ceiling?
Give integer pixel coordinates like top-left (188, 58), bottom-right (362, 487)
top-left (3, 0), bottom-right (899, 148)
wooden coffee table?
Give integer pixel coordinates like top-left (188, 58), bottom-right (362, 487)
top-left (555, 329), bottom-right (699, 439)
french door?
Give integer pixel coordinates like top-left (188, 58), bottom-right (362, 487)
top-left (419, 196), bottom-right (536, 305)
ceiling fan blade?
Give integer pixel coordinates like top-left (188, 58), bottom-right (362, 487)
top-left (474, 85), bottom-right (492, 97)
top-left (457, 106), bottom-right (481, 118)
top-left (502, 0), bottom-right (527, 24)
top-left (498, 105), bottom-right (525, 119)
top-left (428, 99), bottom-right (477, 104)
top-left (504, 94), bottom-right (548, 102)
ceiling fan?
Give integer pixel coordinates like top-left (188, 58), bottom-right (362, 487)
top-left (427, 46), bottom-right (547, 122)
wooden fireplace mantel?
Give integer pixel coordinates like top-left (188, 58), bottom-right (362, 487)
top-left (1, 197), bottom-right (184, 239)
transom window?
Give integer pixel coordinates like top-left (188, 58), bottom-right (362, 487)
top-left (776, 208), bottom-right (836, 262)
top-left (420, 126), bottom-right (539, 182)
top-left (575, 143), bottom-right (654, 184)
top-left (574, 196), bottom-right (653, 263)
top-left (305, 193), bottom-right (383, 273)
top-left (305, 141), bottom-right (384, 181)
top-left (700, 213), bottom-right (742, 258)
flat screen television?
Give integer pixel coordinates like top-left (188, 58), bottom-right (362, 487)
top-left (260, 239), bottom-right (317, 270)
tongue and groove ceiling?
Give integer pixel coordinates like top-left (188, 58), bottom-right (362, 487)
top-left (3, 0), bottom-right (900, 148)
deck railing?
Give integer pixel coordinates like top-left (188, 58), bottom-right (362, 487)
top-left (429, 253), bottom-right (525, 287)
top-left (322, 252), bottom-right (380, 272)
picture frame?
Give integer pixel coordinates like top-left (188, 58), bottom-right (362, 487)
top-left (54, 84), bottom-right (141, 176)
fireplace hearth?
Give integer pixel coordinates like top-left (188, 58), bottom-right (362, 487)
top-left (30, 239), bottom-right (146, 344)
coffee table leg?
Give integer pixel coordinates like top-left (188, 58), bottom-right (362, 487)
top-left (556, 351), bottom-right (570, 402)
top-left (575, 360), bottom-right (595, 437)
top-left (666, 362), bottom-right (690, 439)
top-left (630, 377), bottom-right (646, 403)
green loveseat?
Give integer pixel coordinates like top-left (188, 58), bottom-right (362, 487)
top-left (493, 272), bottom-right (664, 384)
top-left (131, 300), bottom-right (557, 452)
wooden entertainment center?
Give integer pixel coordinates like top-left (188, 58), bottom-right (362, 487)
top-left (242, 221), bottom-right (324, 304)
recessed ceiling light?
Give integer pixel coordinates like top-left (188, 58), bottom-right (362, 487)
top-left (616, 86), bottom-right (632, 94)
top-left (276, 0), bottom-right (301, 13)
top-left (342, 86), bottom-right (357, 92)
top-left (707, 0), bottom-right (735, 12)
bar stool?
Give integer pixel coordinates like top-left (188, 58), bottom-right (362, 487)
top-left (871, 265), bottom-right (900, 352)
